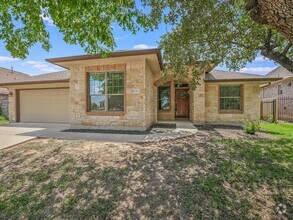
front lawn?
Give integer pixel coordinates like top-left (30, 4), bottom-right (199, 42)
top-left (260, 122), bottom-right (293, 139)
top-left (0, 115), bottom-right (8, 124)
top-left (0, 128), bottom-right (292, 219)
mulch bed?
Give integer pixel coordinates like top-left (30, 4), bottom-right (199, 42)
top-left (62, 123), bottom-right (176, 135)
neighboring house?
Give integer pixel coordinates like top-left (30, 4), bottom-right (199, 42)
top-left (261, 66), bottom-right (293, 99)
top-left (0, 67), bottom-right (31, 116)
top-left (0, 49), bottom-right (280, 130)
top-left (260, 66), bottom-right (293, 121)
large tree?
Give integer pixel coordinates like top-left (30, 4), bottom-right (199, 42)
top-left (141, 0), bottom-right (292, 86)
top-left (0, 0), bottom-right (292, 86)
top-left (245, 0), bottom-right (293, 39)
top-left (0, 0), bottom-right (156, 59)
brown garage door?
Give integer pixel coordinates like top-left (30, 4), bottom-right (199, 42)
top-left (19, 89), bottom-right (69, 123)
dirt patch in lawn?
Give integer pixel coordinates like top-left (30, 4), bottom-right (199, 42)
top-left (0, 133), bottom-right (291, 219)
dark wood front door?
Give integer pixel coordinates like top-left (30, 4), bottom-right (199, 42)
top-left (175, 89), bottom-right (189, 118)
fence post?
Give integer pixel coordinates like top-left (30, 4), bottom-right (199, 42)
top-left (260, 101), bottom-right (263, 120)
top-left (273, 99), bottom-right (276, 122)
top-left (276, 97), bottom-right (279, 121)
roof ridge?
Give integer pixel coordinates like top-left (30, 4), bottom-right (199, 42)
top-left (212, 69), bottom-right (265, 77)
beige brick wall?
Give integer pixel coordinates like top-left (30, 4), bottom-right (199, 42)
top-left (69, 60), bottom-right (154, 131)
top-left (205, 82), bottom-right (261, 123)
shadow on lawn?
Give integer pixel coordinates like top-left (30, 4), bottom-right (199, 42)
top-left (0, 135), bottom-right (292, 219)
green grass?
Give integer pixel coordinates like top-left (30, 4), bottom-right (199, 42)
top-left (0, 115), bottom-right (8, 124)
top-left (260, 122), bottom-right (293, 138)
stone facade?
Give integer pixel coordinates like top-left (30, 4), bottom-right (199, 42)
top-left (0, 94), bottom-right (8, 116)
top-left (5, 56), bottom-right (266, 127)
top-left (69, 61), bottom-right (156, 131)
top-left (205, 82), bottom-right (261, 124)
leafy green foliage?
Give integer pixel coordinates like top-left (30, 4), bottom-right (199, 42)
top-left (142, 0), bottom-right (292, 85)
top-left (1, 0), bottom-right (292, 86)
top-left (0, 0), bottom-right (156, 59)
top-left (243, 119), bottom-right (260, 134)
top-left (0, 115), bottom-right (8, 124)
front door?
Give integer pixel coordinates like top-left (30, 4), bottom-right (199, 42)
top-left (175, 89), bottom-right (189, 118)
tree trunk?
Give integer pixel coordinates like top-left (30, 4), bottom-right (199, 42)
top-left (261, 47), bottom-right (293, 72)
top-left (246, 0), bottom-right (293, 40)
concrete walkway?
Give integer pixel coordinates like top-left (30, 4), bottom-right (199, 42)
top-left (0, 120), bottom-right (197, 150)
top-left (157, 119), bottom-right (198, 133)
top-left (0, 123), bottom-right (147, 150)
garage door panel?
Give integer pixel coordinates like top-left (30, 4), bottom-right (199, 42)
top-left (20, 89), bottom-right (69, 123)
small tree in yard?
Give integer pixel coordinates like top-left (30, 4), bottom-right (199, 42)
top-left (0, 0), bottom-right (292, 87)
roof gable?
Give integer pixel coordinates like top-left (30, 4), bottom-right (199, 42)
top-left (265, 66), bottom-right (293, 79)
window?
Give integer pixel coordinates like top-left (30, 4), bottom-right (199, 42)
top-left (278, 85), bottom-right (283, 95)
top-left (88, 72), bottom-right (124, 112)
top-left (158, 86), bottom-right (170, 110)
top-left (219, 85), bottom-right (242, 111)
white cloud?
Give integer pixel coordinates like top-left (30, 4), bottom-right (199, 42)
top-left (114, 35), bottom-right (128, 40)
top-left (133, 44), bottom-right (156, 49)
top-left (40, 14), bottom-right (54, 26)
top-left (24, 60), bottom-right (44, 65)
top-left (240, 67), bottom-right (275, 74)
top-left (0, 56), bottom-right (19, 62)
top-left (22, 60), bottom-right (62, 73)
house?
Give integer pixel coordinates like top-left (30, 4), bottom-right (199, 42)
top-left (260, 66), bottom-right (293, 121)
top-left (0, 67), bottom-right (31, 116)
top-left (261, 66), bottom-right (293, 99)
top-left (0, 49), bottom-right (280, 130)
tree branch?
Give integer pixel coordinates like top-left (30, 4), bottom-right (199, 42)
top-left (265, 28), bottom-right (272, 47)
top-left (282, 42), bottom-right (292, 55)
top-left (261, 45), bottom-right (293, 72)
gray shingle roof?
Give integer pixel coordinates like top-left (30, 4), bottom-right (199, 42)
top-left (0, 67), bottom-right (31, 94)
top-left (265, 66), bottom-right (293, 79)
top-left (0, 70), bottom-right (70, 86)
top-left (0, 67), bottom-right (30, 82)
top-left (205, 69), bottom-right (265, 80)
top-left (205, 69), bottom-right (281, 82)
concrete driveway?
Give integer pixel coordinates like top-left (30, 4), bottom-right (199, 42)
top-left (0, 123), bottom-right (147, 150)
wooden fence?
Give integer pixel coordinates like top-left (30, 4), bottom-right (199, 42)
top-left (261, 97), bottom-right (293, 122)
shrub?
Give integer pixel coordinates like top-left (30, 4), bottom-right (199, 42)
top-left (243, 120), bottom-right (260, 135)
top-left (267, 114), bottom-right (277, 123)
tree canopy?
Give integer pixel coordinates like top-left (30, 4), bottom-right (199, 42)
top-left (0, 0), bottom-right (292, 86)
top-left (0, 0), bottom-right (155, 58)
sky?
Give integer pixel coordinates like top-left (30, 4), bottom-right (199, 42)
top-left (0, 13), bottom-right (278, 76)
